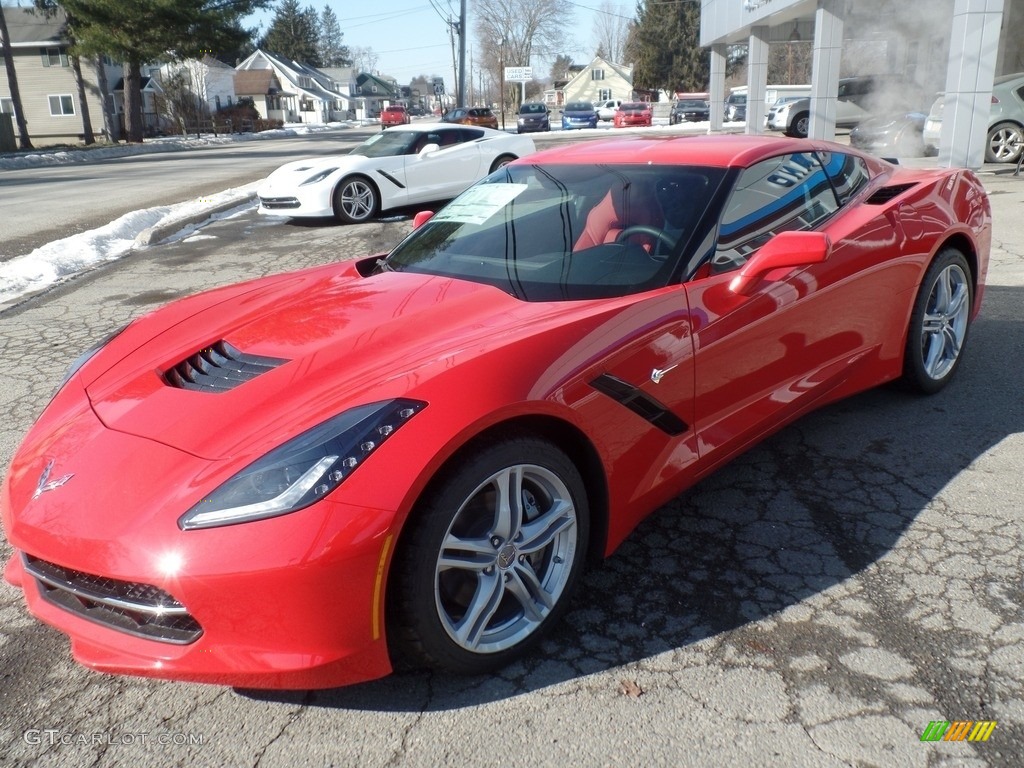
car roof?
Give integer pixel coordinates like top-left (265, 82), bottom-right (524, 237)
top-left (520, 134), bottom-right (871, 169)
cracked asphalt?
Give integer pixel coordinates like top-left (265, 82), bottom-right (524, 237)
top-left (1, 171), bottom-right (1023, 767)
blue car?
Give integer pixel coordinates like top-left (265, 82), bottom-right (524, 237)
top-left (561, 101), bottom-right (598, 130)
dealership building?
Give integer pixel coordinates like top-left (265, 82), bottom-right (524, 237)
top-left (702, 0), bottom-right (1024, 167)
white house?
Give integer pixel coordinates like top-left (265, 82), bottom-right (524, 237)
top-left (158, 56), bottom-right (238, 115)
top-left (559, 57), bottom-right (634, 106)
top-left (235, 50), bottom-right (350, 124)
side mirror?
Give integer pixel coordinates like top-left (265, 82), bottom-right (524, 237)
top-left (412, 210), bottom-right (434, 229)
top-left (419, 142), bottom-right (440, 156)
top-left (729, 230), bottom-right (831, 295)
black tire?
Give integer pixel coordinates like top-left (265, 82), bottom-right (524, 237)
top-left (489, 154), bottom-right (516, 173)
top-left (333, 175), bottom-right (379, 224)
top-left (900, 248), bottom-right (973, 394)
top-left (985, 121), bottom-right (1024, 164)
top-left (787, 112), bottom-right (809, 138)
top-left (387, 436), bottom-right (589, 674)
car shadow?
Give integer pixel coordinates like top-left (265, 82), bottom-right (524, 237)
top-left (239, 283), bottom-right (1023, 712)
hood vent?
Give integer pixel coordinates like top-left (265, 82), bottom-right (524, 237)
top-left (866, 183), bottom-right (917, 205)
top-left (164, 340), bottom-right (288, 393)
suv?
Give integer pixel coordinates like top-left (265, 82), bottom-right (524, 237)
top-left (923, 72), bottom-right (1024, 163)
top-left (380, 104), bottom-right (410, 129)
top-left (767, 75), bottom-right (925, 138)
top-left (596, 99), bottom-right (622, 121)
top-left (441, 107), bottom-right (499, 129)
top-left (516, 102), bottom-right (550, 133)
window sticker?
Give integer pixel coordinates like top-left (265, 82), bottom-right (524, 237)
top-left (433, 183), bottom-right (527, 225)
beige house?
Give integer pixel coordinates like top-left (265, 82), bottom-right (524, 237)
top-left (559, 57), bottom-right (634, 105)
top-left (0, 7), bottom-right (117, 145)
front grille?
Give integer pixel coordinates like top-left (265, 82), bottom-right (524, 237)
top-left (23, 554), bottom-right (202, 644)
top-left (259, 196), bottom-right (301, 209)
top-left (164, 340), bottom-right (288, 393)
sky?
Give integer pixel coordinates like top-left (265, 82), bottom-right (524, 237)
top-left (245, 1), bottom-right (615, 85)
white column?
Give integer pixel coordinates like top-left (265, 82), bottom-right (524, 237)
top-left (747, 26), bottom-right (770, 135)
top-left (939, 0), bottom-right (1005, 168)
top-left (809, 0), bottom-right (844, 141)
top-left (709, 44), bottom-right (727, 131)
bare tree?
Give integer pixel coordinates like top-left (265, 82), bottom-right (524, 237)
top-left (592, 1), bottom-right (629, 63)
top-left (0, 5), bottom-right (33, 148)
top-left (474, 0), bottom-right (572, 110)
top-left (351, 46), bottom-right (379, 74)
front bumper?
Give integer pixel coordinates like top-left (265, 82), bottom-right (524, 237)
top-left (1, 407), bottom-right (399, 689)
top-left (257, 179), bottom-right (335, 218)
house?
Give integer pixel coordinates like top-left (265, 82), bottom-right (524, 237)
top-left (110, 73), bottom-right (164, 135)
top-left (558, 57), bottom-right (634, 106)
top-left (354, 72), bottom-right (401, 116)
top-left (158, 56), bottom-right (238, 115)
top-left (0, 7), bottom-right (119, 146)
top-left (235, 50), bottom-right (350, 124)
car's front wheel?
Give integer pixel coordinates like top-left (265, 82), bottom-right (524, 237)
top-left (985, 121), bottom-right (1024, 163)
top-left (787, 112), bottom-right (809, 138)
top-left (901, 248), bottom-right (973, 394)
top-left (333, 176), bottom-right (379, 224)
top-left (388, 436), bottom-right (589, 674)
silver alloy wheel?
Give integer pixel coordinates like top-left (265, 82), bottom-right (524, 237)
top-left (919, 262), bottom-right (970, 380)
top-left (987, 123), bottom-right (1024, 162)
top-left (338, 178), bottom-right (375, 221)
top-left (434, 463), bottom-right (578, 654)
top-left (794, 114), bottom-right (809, 137)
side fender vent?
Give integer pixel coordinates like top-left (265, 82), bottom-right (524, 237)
top-left (164, 340), bottom-right (288, 393)
top-left (590, 373), bottom-right (688, 436)
top-left (866, 183), bottom-right (917, 205)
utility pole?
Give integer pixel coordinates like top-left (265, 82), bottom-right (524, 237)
top-left (457, 0), bottom-right (467, 108)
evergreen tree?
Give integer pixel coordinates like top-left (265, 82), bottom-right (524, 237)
top-left (262, 0), bottom-right (321, 65)
top-left (60, 0), bottom-right (268, 143)
top-left (318, 5), bottom-right (350, 68)
top-left (630, 0), bottom-right (708, 94)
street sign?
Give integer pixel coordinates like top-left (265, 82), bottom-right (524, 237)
top-left (504, 66), bottom-right (533, 82)
top-left (433, 83), bottom-right (445, 95)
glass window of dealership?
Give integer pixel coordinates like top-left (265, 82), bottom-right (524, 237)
top-left (702, 0), bottom-right (1023, 168)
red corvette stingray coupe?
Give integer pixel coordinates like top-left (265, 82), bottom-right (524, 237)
top-left (2, 135), bottom-right (990, 689)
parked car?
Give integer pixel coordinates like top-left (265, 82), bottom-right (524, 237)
top-left (923, 72), bottom-right (1024, 163)
top-left (380, 104), bottom-right (410, 129)
top-left (407, 105), bottom-right (426, 117)
top-left (670, 99), bottom-right (710, 124)
top-left (596, 99), bottom-right (622, 121)
top-left (441, 107), bottom-right (499, 129)
top-left (561, 101), bottom-right (599, 130)
top-left (3, 134), bottom-right (990, 689)
top-left (516, 102), bottom-right (550, 133)
top-left (725, 91), bottom-right (746, 121)
top-left (613, 102), bottom-right (652, 128)
top-left (849, 111), bottom-right (928, 157)
top-left (257, 124), bottom-right (534, 223)
top-left (767, 75), bottom-right (926, 138)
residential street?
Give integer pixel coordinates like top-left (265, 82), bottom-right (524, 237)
top-left (0, 170), bottom-right (1022, 767)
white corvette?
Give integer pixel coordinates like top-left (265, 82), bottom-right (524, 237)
top-left (257, 124), bottom-right (536, 224)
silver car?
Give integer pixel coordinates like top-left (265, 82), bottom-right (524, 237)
top-left (922, 72), bottom-right (1024, 163)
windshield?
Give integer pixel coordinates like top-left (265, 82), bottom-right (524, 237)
top-left (565, 102), bottom-right (594, 111)
top-left (519, 103), bottom-right (546, 114)
top-left (350, 130), bottom-right (421, 157)
top-left (385, 163), bottom-right (727, 301)
top-left (677, 100), bottom-right (707, 108)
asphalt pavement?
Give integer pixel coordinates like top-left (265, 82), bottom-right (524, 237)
top-left (0, 159), bottom-right (1022, 767)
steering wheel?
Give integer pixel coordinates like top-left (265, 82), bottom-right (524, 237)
top-left (614, 225), bottom-right (677, 254)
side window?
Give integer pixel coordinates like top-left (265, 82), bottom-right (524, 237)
top-left (713, 153), bottom-right (839, 273)
top-left (460, 128), bottom-right (485, 141)
top-left (816, 151), bottom-right (870, 205)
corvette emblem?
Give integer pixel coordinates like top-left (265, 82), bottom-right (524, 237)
top-left (32, 459), bottom-right (74, 500)
top-left (650, 364), bottom-right (678, 384)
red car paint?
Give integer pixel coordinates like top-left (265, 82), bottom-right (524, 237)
top-left (2, 135), bottom-right (991, 688)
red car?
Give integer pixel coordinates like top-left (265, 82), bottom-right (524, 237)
top-left (614, 102), bottom-right (652, 127)
top-left (2, 135), bottom-right (990, 689)
top-left (380, 104), bottom-right (410, 129)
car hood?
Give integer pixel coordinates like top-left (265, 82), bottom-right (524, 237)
top-left (265, 154), bottom-right (372, 181)
top-left (80, 260), bottom-right (596, 461)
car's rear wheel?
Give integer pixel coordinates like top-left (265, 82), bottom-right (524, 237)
top-left (333, 176), bottom-right (379, 224)
top-left (787, 112), bottom-right (809, 138)
top-left (901, 248), bottom-right (973, 394)
top-left (388, 436), bottom-right (589, 674)
top-left (985, 121), bottom-right (1024, 163)
top-left (489, 154), bottom-right (516, 173)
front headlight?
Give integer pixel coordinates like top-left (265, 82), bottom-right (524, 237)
top-left (300, 168), bottom-right (338, 186)
top-left (179, 399), bottom-right (425, 530)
